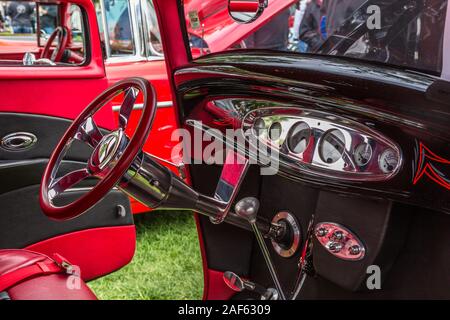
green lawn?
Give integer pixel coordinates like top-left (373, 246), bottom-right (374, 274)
top-left (88, 211), bottom-right (204, 300)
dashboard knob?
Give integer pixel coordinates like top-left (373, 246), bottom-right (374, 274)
top-left (235, 197), bottom-right (260, 223)
top-left (328, 242), bottom-right (343, 253)
top-left (349, 245), bottom-right (361, 255)
top-left (331, 230), bottom-right (345, 241)
top-left (316, 227), bottom-right (328, 237)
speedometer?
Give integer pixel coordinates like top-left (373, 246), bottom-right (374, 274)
top-left (319, 129), bottom-right (346, 164)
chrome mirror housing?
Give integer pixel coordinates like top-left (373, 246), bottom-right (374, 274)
top-left (228, 0), bottom-right (268, 24)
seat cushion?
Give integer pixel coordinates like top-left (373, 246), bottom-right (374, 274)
top-left (0, 249), bottom-right (97, 300)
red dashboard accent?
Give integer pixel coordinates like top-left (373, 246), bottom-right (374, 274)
top-left (413, 142), bottom-right (450, 190)
top-left (25, 225), bottom-right (136, 281)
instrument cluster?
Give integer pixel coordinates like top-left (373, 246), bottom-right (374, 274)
top-left (242, 107), bottom-right (402, 181)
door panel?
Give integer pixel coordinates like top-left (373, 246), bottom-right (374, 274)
top-left (0, 113), bottom-right (133, 279)
top-left (0, 0), bottom-right (137, 282)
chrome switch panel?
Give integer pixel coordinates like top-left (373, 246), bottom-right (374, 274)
top-left (314, 222), bottom-right (365, 261)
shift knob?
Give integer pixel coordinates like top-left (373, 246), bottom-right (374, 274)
top-left (235, 197), bottom-right (260, 224)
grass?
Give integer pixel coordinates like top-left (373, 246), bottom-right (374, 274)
top-left (88, 211), bottom-right (204, 300)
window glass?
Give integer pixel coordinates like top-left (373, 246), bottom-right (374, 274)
top-left (0, 1), bottom-right (37, 40)
top-left (39, 4), bottom-right (57, 39)
top-left (104, 0), bottom-right (134, 56)
top-left (144, 0), bottom-right (162, 56)
top-left (0, 1), bottom-right (87, 67)
top-left (183, 0), bottom-right (448, 74)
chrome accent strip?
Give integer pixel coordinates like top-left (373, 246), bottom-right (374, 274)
top-left (111, 101), bottom-right (173, 111)
top-left (98, 0), bottom-right (111, 57)
top-left (103, 0), bottom-right (142, 62)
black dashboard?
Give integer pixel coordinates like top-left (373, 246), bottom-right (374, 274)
top-left (175, 51), bottom-right (450, 214)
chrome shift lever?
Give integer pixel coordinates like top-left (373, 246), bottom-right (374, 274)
top-left (235, 197), bottom-right (286, 300)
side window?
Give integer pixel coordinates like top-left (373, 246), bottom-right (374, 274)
top-left (0, 1), bottom-right (87, 67)
top-left (144, 0), bottom-right (162, 56)
top-left (104, 0), bottom-right (134, 56)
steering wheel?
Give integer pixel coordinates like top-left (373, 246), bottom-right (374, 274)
top-left (40, 78), bottom-right (156, 220)
top-left (41, 26), bottom-right (69, 62)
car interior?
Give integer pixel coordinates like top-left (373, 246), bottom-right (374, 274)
top-left (0, 0), bottom-right (449, 301)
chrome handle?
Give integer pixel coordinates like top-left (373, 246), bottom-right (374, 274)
top-left (0, 132), bottom-right (37, 151)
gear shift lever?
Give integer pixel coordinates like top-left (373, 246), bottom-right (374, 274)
top-left (235, 197), bottom-right (286, 300)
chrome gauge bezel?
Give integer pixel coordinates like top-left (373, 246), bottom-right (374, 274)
top-left (243, 107), bottom-right (403, 181)
top-left (378, 148), bottom-right (400, 174)
top-left (354, 142), bottom-right (373, 167)
top-left (286, 121), bottom-right (311, 155)
top-left (319, 129), bottom-right (347, 165)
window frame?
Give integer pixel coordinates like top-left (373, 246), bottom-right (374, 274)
top-left (96, 0), bottom-right (163, 63)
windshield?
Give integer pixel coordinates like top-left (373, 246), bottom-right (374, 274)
top-left (182, 0), bottom-right (448, 74)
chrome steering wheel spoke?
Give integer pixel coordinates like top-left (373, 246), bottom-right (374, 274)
top-left (119, 87), bottom-right (139, 129)
top-left (48, 168), bottom-right (90, 200)
top-left (74, 116), bottom-right (103, 148)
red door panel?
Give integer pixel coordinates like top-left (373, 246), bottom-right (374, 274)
top-left (0, 78), bottom-right (112, 128)
top-left (26, 225), bottom-right (136, 281)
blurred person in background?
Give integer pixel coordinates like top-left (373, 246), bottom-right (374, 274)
top-left (7, 1), bottom-right (34, 34)
top-left (325, 0), bottom-right (365, 36)
top-left (40, 5), bottom-right (57, 34)
top-left (0, 7), bottom-right (5, 32)
top-left (298, 0), bottom-right (325, 52)
top-left (292, 0), bottom-right (309, 52)
top-left (244, 7), bottom-right (291, 51)
top-left (298, 0), bottom-right (367, 53)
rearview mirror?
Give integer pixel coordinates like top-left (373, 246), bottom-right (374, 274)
top-left (228, 0), bottom-right (268, 24)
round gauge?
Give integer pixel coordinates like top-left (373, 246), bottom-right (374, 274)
top-left (287, 122), bottom-right (311, 154)
top-left (378, 148), bottom-right (399, 173)
top-left (253, 118), bottom-right (266, 136)
top-left (319, 129), bottom-right (346, 164)
top-left (354, 143), bottom-right (373, 167)
top-left (268, 122), bottom-right (282, 141)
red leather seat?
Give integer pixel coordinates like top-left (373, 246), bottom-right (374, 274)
top-left (0, 249), bottom-right (97, 300)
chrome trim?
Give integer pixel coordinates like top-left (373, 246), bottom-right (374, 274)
top-left (235, 197), bottom-right (286, 300)
top-left (65, 187), bottom-right (119, 193)
top-left (101, 0), bottom-right (165, 64)
top-left (146, 152), bottom-right (186, 179)
top-left (314, 222), bottom-right (366, 261)
top-left (98, 0), bottom-right (111, 57)
top-left (271, 211), bottom-right (301, 258)
top-left (210, 151), bottom-right (249, 224)
top-left (243, 107), bottom-right (403, 181)
top-left (0, 132), bottom-right (37, 151)
top-left (140, 0), bottom-right (164, 58)
top-left (111, 101), bottom-right (173, 111)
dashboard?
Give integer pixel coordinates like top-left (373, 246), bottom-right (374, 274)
top-left (242, 105), bottom-right (402, 181)
top-left (176, 53), bottom-right (449, 214)
top-left (192, 98), bottom-right (403, 183)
